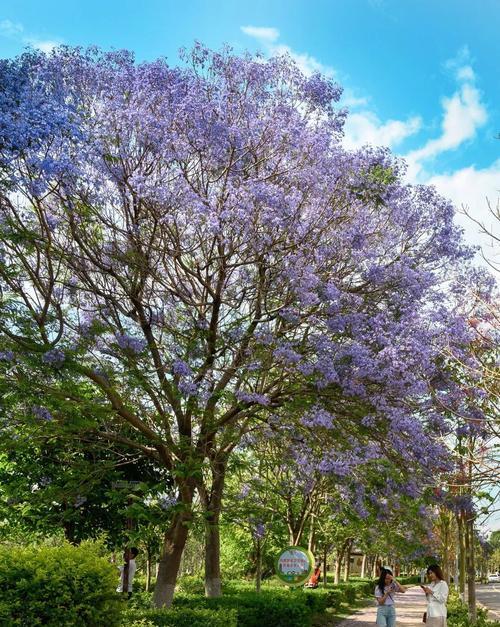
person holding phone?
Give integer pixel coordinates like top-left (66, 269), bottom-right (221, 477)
top-left (375, 567), bottom-right (407, 627)
top-left (421, 564), bottom-right (448, 627)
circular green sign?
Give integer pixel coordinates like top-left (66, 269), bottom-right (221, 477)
top-left (275, 546), bottom-right (314, 586)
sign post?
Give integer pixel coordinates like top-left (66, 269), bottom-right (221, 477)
top-left (275, 546), bottom-right (314, 587)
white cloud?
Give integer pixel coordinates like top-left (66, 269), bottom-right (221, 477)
top-left (0, 17), bottom-right (62, 52)
top-left (241, 26), bottom-right (279, 43)
top-left (241, 25), bottom-right (335, 77)
top-left (427, 161), bottom-right (500, 256)
top-left (25, 38), bottom-right (62, 53)
top-left (403, 50), bottom-right (488, 184)
top-left (457, 65), bottom-right (475, 82)
top-left (341, 91), bottom-right (369, 108)
top-left (272, 42), bottom-right (335, 77)
top-left (0, 19), bottom-right (23, 37)
top-left (407, 83), bottom-right (487, 166)
top-left (343, 111), bottom-right (422, 150)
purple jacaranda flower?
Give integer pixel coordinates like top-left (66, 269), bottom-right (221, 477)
top-left (238, 483), bottom-right (251, 500)
top-left (178, 379), bottom-right (198, 397)
top-left (172, 359), bottom-right (192, 377)
top-left (235, 390), bottom-right (270, 406)
top-left (301, 407), bottom-right (335, 429)
top-left (42, 348), bottom-right (65, 367)
top-left (115, 333), bottom-right (147, 355)
top-left (32, 405), bottom-right (53, 421)
top-left (252, 521), bottom-right (266, 541)
top-left (0, 350), bottom-right (14, 362)
top-left (45, 213), bottom-right (60, 231)
top-left (274, 344), bottom-right (302, 365)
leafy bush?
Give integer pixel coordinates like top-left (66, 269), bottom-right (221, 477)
top-left (399, 576), bottom-right (420, 586)
top-left (220, 592), bottom-right (311, 627)
top-left (343, 585), bottom-right (357, 603)
top-left (445, 590), bottom-right (500, 627)
top-left (165, 588), bottom-right (312, 626)
top-left (0, 541), bottom-right (122, 626)
top-left (128, 591), bottom-right (155, 610)
top-left (125, 576), bottom-right (407, 627)
top-left (325, 587), bottom-right (345, 609)
top-left (176, 575), bottom-right (206, 595)
top-left (124, 608), bottom-right (237, 627)
top-left (303, 588), bottom-right (331, 613)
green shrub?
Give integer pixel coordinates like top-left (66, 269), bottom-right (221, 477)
top-left (128, 591), bottom-right (155, 610)
top-left (124, 608), bottom-right (237, 627)
top-left (177, 575), bottom-right (205, 595)
top-left (343, 585), bottom-right (357, 604)
top-left (325, 587), bottom-right (344, 609)
top-left (0, 541), bottom-right (122, 626)
top-left (167, 588), bottom-right (312, 627)
top-left (445, 589), bottom-right (500, 627)
top-left (399, 576), bottom-right (420, 586)
top-left (129, 619), bottom-right (157, 627)
top-left (303, 588), bottom-right (331, 612)
top-left (227, 593), bottom-right (311, 627)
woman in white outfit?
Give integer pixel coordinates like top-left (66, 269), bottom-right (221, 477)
top-left (421, 564), bottom-right (449, 627)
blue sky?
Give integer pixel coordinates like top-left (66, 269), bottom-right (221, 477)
top-left (1, 0), bottom-right (499, 254)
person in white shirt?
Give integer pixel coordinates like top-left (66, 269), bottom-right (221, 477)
top-left (421, 564), bottom-right (449, 627)
top-left (375, 568), bottom-right (407, 627)
top-left (117, 547), bottom-right (139, 598)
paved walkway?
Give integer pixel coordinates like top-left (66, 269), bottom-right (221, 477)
top-left (337, 586), bottom-right (427, 627)
top-left (472, 584), bottom-right (500, 620)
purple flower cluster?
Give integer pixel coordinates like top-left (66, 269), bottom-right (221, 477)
top-left (32, 405), bottom-right (53, 421)
top-left (172, 359), bottom-right (192, 377)
top-left (115, 333), bottom-right (147, 355)
top-left (238, 483), bottom-right (251, 500)
top-left (252, 521), bottom-right (266, 541)
top-left (41, 348), bottom-right (65, 367)
top-left (235, 391), bottom-right (270, 406)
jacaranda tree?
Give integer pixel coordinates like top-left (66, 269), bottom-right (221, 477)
top-left (0, 44), bottom-right (478, 606)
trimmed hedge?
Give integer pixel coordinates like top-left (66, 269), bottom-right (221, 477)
top-left (124, 575), bottom-right (421, 626)
top-left (128, 589), bottom-right (312, 627)
top-left (0, 542), bottom-right (122, 627)
top-left (126, 608), bottom-right (238, 627)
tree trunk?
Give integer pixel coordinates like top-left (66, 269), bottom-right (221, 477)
top-left (361, 554), bottom-right (367, 579)
top-left (457, 513), bottom-right (466, 598)
top-left (308, 516), bottom-right (316, 554)
top-left (256, 538), bottom-right (262, 593)
top-left (344, 539), bottom-right (353, 582)
top-left (334, 550), bottom-right (343, 585)
top-left (145, 546), bottom-right (152, 592)
top-left (335, 539), bottom-right (350, 584)
top-left (153, 486), bottom-right (194, 608)
top-left (205, 518), bottom-right (222, 597)
top-left (63, 519), bottom-right (76, 544)
top-left (323, 545), bottom-right (328, 588)
top-left (199, 456), bottom-right (227, 598)
top-left (465, 515), bottom-right (477, 623)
